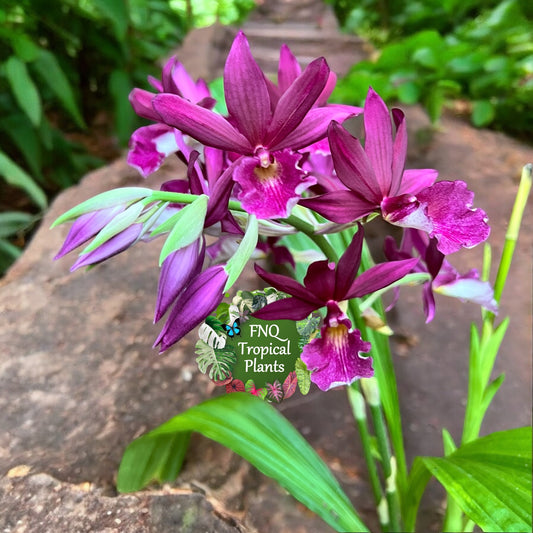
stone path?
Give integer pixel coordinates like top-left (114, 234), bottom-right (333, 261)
top-left (0, 1), bottom-right (531, 532)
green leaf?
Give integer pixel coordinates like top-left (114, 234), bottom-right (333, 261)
top-left (117, 393), bottom-right (368, 532)
top-left (223, 214), bottom-right (258, 291)
top-left (423, 428), bottom-right (532, 532)
top-left (11, 35), bottom-right (40, 62)
top-left (109, 69), bottom-right (135, 145)
top-left (51, 187), bottom-right (153, 227)
top-left (158, 195), bottom-right (208, 265)
top-left (5, 56), bottom-right (42, 126)
top-left (117, 431), bottom-right (191, 491)
top-left (403, 457), bottom-right (434, 532)
top-left (32, 50), bottom-right (86, 129)
top-left (195, 339), bottom-right (236, 381)
top-left (92, 0), bottom-right (129, 40)
top-left (397, 81), bottom-right (421, 104)
top-left (0, 211), bottom-right (35, 239)
top-left (0, 151), bottom-right (47, 209)
top-left (1, 114), bottom-right (43, 180)
top-left (472, 100), bottom-right (496, 127)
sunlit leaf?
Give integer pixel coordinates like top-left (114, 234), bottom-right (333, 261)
top-left (5, 56), bottom-right (42, 126)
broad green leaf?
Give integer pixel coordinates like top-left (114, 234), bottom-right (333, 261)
top-left (223, 214), bottom-right (258, 291)
top-left (92, 0), bottom-right (129, 40)
top-left (5, 56), bottom-right (42, 126)
top-left (472, 100), bottom-right (495, 127)
top-left (397, 81), bottom-right (421, 104)
top-left (0, 151), bottom-right (47, 209)
top-left (32, 50), bottom-right (86, 129)
top-left (11, 34), bottom-right (40, 62)
top-left (80, 201), bottom-right (144, 254)
top-left (0, 211), bottom-right (35, 239)
top-left (158, 195), bottom-right (208, 265)
top-left (51, 187), bottom-right (153, 227)
top-left (424, 428), bottom-right (532, 532)
top-left (109, 69), bottom-right (135, 145)
top-left (117, 393), bottom-right (368, 532)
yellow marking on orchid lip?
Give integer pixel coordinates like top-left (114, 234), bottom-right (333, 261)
top-left (326, 323), bottom-right (349, 350)
top-left (338, 300), bottom-right (349, 314)
top-left (253, 160), bottom-right (279, 183)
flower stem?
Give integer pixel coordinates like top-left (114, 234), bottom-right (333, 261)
top-left (362, 378), bottom-right (402, 532)
top-left (491, 163), bottom-right (532, 312)
top-left (348, 384), bottom-right (389, 531)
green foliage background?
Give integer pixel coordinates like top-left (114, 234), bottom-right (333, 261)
top-left (0, 0), bottom-right (255, 274)
top-left (328, 0), bottom-right (533, 133)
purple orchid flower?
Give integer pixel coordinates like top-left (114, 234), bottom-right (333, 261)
top-left (128, 57), bottom-right (215, 177)
top-left (384, 229), bottom-right (498, 322)
top-left (151, 31), bottom-right (357, 219)
top-left (300, 88), bottom-right (490, 255)
top-left (253, 226), bottom-right (418, 390)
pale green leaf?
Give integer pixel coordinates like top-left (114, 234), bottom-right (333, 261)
top-left (295, 358), bottom-right (311, 395)
top-left (158, 195), bottom-right (208, 265)
top-left (51, 187), bottom-right (153, 227)
top-left (194, 339), bottom-right (236, 381)
top-left (117, 393), bottom-right (368, 532)
top-left (0, 151), bottom-right (47, 209)
top-left (5, 56), bottom-right (42, 126)
top-left (223, 214), bottom-right (258, 291)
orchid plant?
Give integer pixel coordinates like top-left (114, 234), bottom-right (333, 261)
top-left (53, 31), bottom-right (532, 532)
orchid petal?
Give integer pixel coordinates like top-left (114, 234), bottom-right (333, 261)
top-left (416, 181), bottom-right (490, 254)
top-left (271, 104), bottom-right (358, 152)
top-left (54, 205), bottom-right (124, 260)
top-left (301, 314), bottom-right (373, 391)
top-left (300, 190), bottom-right (375, 224)
top-left (334, 224), bottom-right (364, 299)
top-left (316, 71), bottom-right (337, 106)
top-left (224, 31), bottom-right (271, 146)
top-left (155, 265), bottom-right (228, 352)
top-left (328, 122), bottom-right (381, 202)
top-left (254, 264), bottom-right (323, 305)
top-left (154, 239), bottom-right (204, 322)
top-left (346, 258), bottom-right (419, 299)
top-left (265, 57), bottom-right (330, 148)
top-left (70, 225), bottom-right (142, 271)
top-left (278, 44), bottom-right (301, 93)
top-left (127, 124), bottom-right (180, 177)
top-left (363, 87), bottom-right (394, 197)
top-left (434, 276), bottom-right (498, 313)
top-left (129, 88), bottom-right (159, 121)
top-left (234, 151), bottom-right (316, 219)
top-left (303, 260), bottom-right (336, 302)
top-left (252, 298), bottom-right (319, 321)
top-left (390, 108), bottom-right (407, 196)
top-left (399, 168), bottom-right (438, 195)
top-left (153, 94), bottom-right (253, 153)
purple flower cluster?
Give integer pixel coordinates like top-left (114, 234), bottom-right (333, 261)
top-left (55, 32), bottom-right (494, 392)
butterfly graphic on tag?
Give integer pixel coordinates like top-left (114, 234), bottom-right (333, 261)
top-left (224, 319), bottom-right (241, 337)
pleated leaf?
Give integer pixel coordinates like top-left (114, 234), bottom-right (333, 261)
top-left (405, 427), bottom-right (532, 532)
top-left (117, 392), bottom-right (368, 532)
